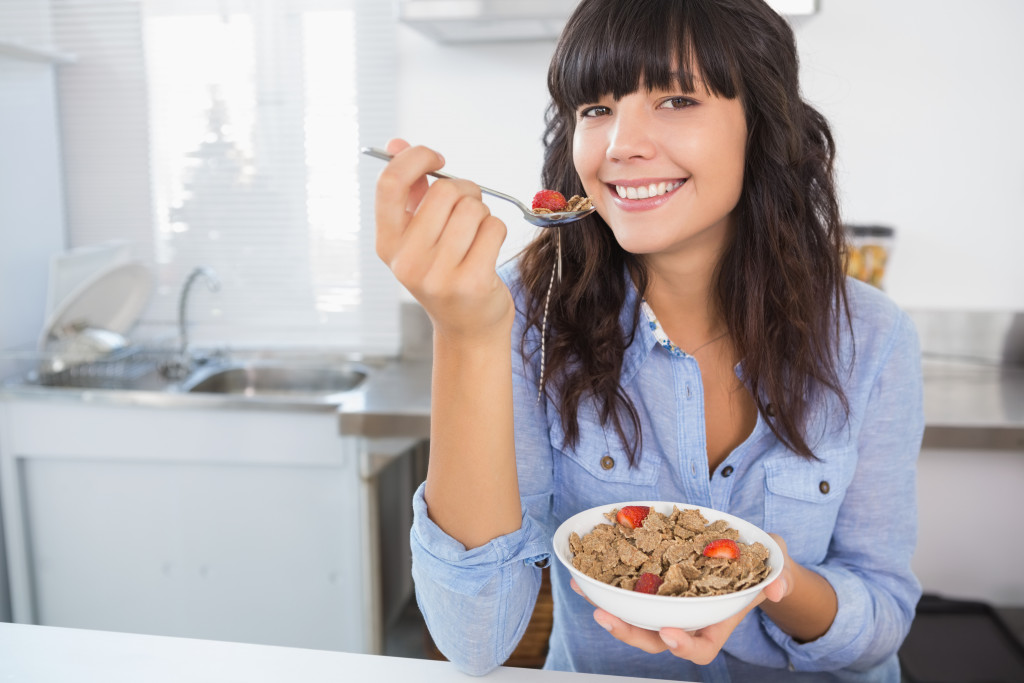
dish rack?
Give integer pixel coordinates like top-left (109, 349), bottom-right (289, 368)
top-left (33, 347), bottom-right (170, 389)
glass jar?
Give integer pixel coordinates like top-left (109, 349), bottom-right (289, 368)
top-left (844, 225), bottom-right (894, 289)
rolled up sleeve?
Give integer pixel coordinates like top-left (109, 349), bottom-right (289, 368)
top-left (411, 483), bottom-right (551, 675)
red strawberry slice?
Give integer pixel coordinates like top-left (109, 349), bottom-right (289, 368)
top-left (702, 538), bottom-right (740, 559)
top-left (615, 505), bottom-right (651, 530)
top-left (633, 572), bottom-right (663, 594)
top-left (531, 189), bottom-right (568, 212)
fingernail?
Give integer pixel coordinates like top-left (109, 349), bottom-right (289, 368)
top-left (596, 620), bottom-right (612, 632)
top-left (660, 633), bottom-right (678, 649)
top-left (436, 152), bottom-right (445, 165)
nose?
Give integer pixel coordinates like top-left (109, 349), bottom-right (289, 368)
top-left (606, 102), bottom-right (655, 162)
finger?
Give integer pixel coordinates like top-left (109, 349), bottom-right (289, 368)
top-left (432, 199), bottom-right (494, 277)
top-left (374, 144), bottom-right (445, 258)
top-left (592, 609), bottom-right (668, 655)
top-left (386, 138), bottom-right (434, 212)
top-left (458, 214), bottom-right (508, 274)
top-left (762, 574), bottom-right (788, 603)
top-left (659, 593), bottom-right (767, 665)
top-left (404, 178), bottom-right (482, 256)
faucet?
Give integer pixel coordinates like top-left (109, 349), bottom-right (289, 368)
top-left (178, 266), bottom-right (221, 359)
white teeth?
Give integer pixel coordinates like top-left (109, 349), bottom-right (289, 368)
top-left (614, 180), bottom-right (684, 200)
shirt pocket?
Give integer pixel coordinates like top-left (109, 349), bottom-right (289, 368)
top-left (762, 448), bottom-right (857, 565)
top-left (549, 401), bottom-right (661, 515)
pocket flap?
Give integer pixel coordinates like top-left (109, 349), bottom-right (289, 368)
top-left (548, 400), bottom-right (658, 486)
top-left (764, 450), bottom-right (856, 504)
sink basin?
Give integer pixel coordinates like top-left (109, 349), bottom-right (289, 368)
top-left (183, 362), bottom-right (368, 398)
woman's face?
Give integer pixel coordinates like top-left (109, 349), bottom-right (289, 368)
top-left (572, 79), bottom-right (747, 259)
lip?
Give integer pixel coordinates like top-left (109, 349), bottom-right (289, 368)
top-left (605, 178), bottom-right (687, 212)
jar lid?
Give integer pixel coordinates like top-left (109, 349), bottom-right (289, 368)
top-left (845, 224), bottom-right (894, 238)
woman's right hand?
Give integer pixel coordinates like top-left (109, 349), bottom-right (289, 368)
top-left (374, 138), bottom-right (513, 342)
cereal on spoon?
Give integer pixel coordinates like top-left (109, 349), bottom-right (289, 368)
top-left (531, 190), bottom-right (593, 215)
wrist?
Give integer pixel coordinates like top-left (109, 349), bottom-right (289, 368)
top-left (432, 316), bottom-right (512, 352)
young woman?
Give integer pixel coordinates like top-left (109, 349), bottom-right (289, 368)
top-left (373, 0), bottom-right (923, 680)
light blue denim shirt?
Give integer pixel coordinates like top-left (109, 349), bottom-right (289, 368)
top-left (411, 259), bottom-right (924, 683)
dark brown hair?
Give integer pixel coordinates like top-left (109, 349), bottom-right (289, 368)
top-left (519, 0), bottom-right (850, 461)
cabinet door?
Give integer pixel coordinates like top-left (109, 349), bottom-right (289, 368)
top-left (914, 448), bottom-right (1024, 605)
top-left (1, 401), bottom-right (375, 653)
top-left (22, 457), bottom-right (364, 651)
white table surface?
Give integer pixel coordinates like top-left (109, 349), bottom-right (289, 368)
top-left (0, 623), bottom-right (686, 682)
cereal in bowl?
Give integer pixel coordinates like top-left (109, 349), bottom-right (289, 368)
top-left (568, 505), bottom-right (771, 597)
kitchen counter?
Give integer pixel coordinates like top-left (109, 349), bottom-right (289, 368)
top-left (920, 359), bottom-right (1024, 449)
top-left (0, 623), bottom-right (686, 683)
top-left (337, 357), bottom-right (432, 438)
top-left (336, 356), bottom-right (1024, 451)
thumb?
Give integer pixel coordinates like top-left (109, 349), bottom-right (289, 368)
top-left (763, 574), bottom-right (788, 603)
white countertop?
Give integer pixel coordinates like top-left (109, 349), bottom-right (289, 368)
top-left (0, 623), bottom-right (686, 683)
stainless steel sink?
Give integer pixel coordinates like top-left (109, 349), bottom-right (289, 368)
top-left (182, 361), bottom-right (369, 398)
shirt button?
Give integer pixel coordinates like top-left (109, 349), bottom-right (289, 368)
top-left (721, 466), bottom-right (734, 478)
top-left (600, 455), bottom-right (615, 470)
top-left (819, 480), bottom-right (830, 494)
top-left (766, 403), bottom-right (777, 417)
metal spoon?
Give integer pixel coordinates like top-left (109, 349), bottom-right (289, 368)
top-left (361, 147), bottom-right (595, 228)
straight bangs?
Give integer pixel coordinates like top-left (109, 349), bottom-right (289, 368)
top-left (549, 0), bottom-right (742, 115)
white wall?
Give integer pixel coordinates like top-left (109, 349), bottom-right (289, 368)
top-left (395, 0), bottom-right (1024, 311)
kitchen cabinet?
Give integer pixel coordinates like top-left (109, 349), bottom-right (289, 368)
top-left (0, 34), bottom-right (73, 626)
top-left (0, 396), bottom-right (418, 654)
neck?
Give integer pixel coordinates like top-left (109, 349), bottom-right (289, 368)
top-left (641, 248), bottom-right (725, 347)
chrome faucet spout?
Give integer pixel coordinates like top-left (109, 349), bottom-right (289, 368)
top-left (178, 267), bottom-right (221, 358)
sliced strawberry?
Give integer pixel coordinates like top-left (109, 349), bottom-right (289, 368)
top-left (633, 572), bottom-right (663, 594)
top-left (702, 538), bottom-right (740, 560)
top-left (531, 189), bottom-right (567, 212)
top-left (615, 505), bottom-right (650, 530)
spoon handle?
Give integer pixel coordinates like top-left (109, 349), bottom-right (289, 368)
top-left (360, 147), bottom-right (527, 212)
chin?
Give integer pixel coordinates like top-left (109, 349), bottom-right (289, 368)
top-left (607, 227), bottom-right (668, 256)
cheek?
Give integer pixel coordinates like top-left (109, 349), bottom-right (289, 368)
top-left (572, 131), bottom-right (602, 187)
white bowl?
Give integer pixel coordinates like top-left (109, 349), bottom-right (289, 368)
top-left (553, 501), bottom-right (784, 632)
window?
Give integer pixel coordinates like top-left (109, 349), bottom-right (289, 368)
top-left (49, 0), bottom-right (399, 353)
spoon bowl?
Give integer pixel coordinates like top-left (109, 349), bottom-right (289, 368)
top-left (361, 147), bottom-right (595, 228)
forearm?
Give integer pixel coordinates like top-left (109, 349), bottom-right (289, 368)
top-left (424, 327), bottom-right (521, 549)
top-left (759, 561), bottom-right (838, 643)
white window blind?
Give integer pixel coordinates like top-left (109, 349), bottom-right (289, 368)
top-left (47, 0), bottom-right (399, 353)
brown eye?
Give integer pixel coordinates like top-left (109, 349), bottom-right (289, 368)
top-left (659, 97), bottom-right (696, 110)
top-left (579, 105), bottom-right (611, 118)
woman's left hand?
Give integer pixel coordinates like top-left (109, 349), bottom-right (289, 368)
top-left (570, 533), bottom-right (795, 665)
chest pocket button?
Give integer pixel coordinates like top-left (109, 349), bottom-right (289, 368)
top-left (600, 455), bottom-right (615, 470)
top-left (819, 480), bottom-right (830, 494)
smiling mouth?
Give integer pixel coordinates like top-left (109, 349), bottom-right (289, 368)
top-left (611, 180), bottom-right (686, 200)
